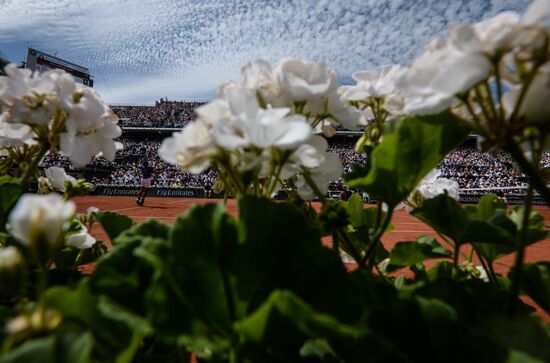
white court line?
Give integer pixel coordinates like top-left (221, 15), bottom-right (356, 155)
top-left (113, 206), bottom-right (144, 212)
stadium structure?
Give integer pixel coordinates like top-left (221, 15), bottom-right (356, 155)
top-left (24, 48), bottom-right (94, 87)
top-left (13, 49), bottom-right (543, 205)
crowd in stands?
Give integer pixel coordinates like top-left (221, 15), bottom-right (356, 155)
top-left (111, 99), bottom-right (206, 128)
top-left (38, 135), bottom-right (550, 197)
top-left (438, 147), bottom-right (528, 190)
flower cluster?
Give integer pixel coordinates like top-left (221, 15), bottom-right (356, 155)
top-left (38, 167), bottom-right (94, 198)
top-left (7, 193), bottom-right (96, 262)
top-left (160, 58), bottom-right (362, 200)
top-left (0, 65), bottom-right (122, 170)
top-left (402, 169), bottom-right (460, 211)
top-left (346, 0), bottom-right (550, 161)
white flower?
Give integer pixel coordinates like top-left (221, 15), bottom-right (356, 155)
top-left (475, 265), bottom-right (490, 282)
top-left (212, 88), bottom-right (312, 150)
top-left (273, 58), bottom-right (338, 101)
top-left (196, 98), bottom-right (232, 127)
top-left (0, 246), bottom-right (23, 270)
top-left (397, 40), bottom-right (492, 115)
top-left (60, 121), bottom-right (122, 168)
top-left (242, 60), bottom-right (274, 90)
top-left (276, 135), bottom-right (328, 181)
top-left (0, 115), bottom-right (36, 148)
top-left (400, 170), bottom-right (460, 211)
top-left (449, 13), bottom-right (521, 55)
top-left (304, 95), bottom-right (364, 131)
top-left (417, 175), bottom-right (460, 201)
top-left (66, 225), bottom-right (96, 249)
top-left (345, 65), bottom-right (403, 100)
top-left (296, 152), bottom-right (343, 201)
top-left (62, 86), bottom-right (109, 135)
top-left (377, 258), bottom-right (390, 273)
top-left (159, 120), bottom-right (214, 173)
top-left (0, 64), bottom-right (57, 125)
top-left (44, 167), bottom-right (76, 192)
top-left (291, 135), bottom-right (327, 169)
top-left (522, 0), bottom-right (550, 25)
top-left (86, 206), bottom-right (99, 215)
top-left (8, 193), bottom-right (75, 247)
top-left (340, 251), bottom-right (355, 264)
top-left (517, 63), bottom-right (550, 123)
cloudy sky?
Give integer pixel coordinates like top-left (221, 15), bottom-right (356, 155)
top-left (0, 0), bottom-right (530, 104)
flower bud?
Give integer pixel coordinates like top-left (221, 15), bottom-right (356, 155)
top-left (0, 246), bottom-right (25, 297)
top-left (37, 177), bottom-right (51, 194)
top-left (318, 200), bottom-right (350, 233)
top-left (8, 194), bottom-right (75, 264)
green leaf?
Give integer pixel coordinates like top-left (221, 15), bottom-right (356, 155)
top-left (234, 197), bottom-right (363, 323)
top-left (145, 197), bottom-right (364, 355)
top-left (0, 336), bottom-right (56, 363)
top-left (96, 211), bottom-right (133, 243)
top-left (411, 194), bottom-right (515, 246)
top-left (465, 194), bottom-right (507, 221)
top-left (57, 332), bottom-right (94, 363)
top-left (0, 176), bottom-right (24, 233)
top-left (45, 282), bottom-right (145, 363)
top-left (347, 112), bottom-right (468, 207)
top-left (300, 338), bottom-right (341, 361)
top-left (0, 332), bottom-right (93, 363)
top-left (471, 204), bottom-right (548, 263)
top-left (234, 290), bottom-right (363, 346)
top-left (90, 220), bottom-right (170, 316)
top-left (484, 315), bottom-right (550, 363)
top-left (344, 193), bottom-right (366, 228)
top-left (511, 262), bottom-right (550, 315)
top-left (388, 236), bottom-right (451, 272)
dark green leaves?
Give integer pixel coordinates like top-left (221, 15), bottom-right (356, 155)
top-left (388, 236), bottom-right (451, 272)
top-left (347, 112), bottom-right (468, 207)
top-left (96, 211), bottom-right (133, 243)
top-left (90, 219), bottom-right (170, 315)
top-left (45, 282), bottom-right (145, 363)
top-left (139, 197), bottom-right (363, 359)
top-left (411, 194), bottom-right (515, 246)
top-left (0, 333), bottom-right (93, 363)
top-left (235, 290), bottom-right (363, 346)
top-left (0, 176), bottom-right (24, 233)
top-left (511, 262), bottom-right (550, 315)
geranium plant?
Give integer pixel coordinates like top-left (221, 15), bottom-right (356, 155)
top-left (0, 1), bottom-right (549, 362)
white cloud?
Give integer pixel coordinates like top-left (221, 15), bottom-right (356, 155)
top-left (0, 0), bottom-right (531, 103)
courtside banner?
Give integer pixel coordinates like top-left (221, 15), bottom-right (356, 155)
top-left (92, 186), bottom-right (208, 198)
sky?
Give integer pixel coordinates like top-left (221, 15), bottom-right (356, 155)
top-left (0, 0), bottom-right (530, 105)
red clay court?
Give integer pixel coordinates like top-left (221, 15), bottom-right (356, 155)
top-left (74, 196), bottom-right (550, 320)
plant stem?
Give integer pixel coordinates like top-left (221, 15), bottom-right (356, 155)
top-left (508, 182), bottom-right (534, 316)
top-left (484, 82), bottom-right (498, 125)
top-left (461, 96), bottom-right (490, 136)
top-left (301, 168), bottom-right (326, 203)
top-left (453, 244), bottom-right (460, 267)
top-left (475, 250), bottom-right (497, 285)
top-left (37, 263), bottom-right (49, 326)
top-left (493, 62), bottom-right (506, 125)
top-left (509, 61), bottom-right (544, 124)
top-left (20, 144), bottom-right (49, 187)
top-left (331, 232), bottom-right (340, 253)
top-left (474, 86), bottom-right (493, 128)
top-left (360, 209), bottom-right (393, 269)
top-left (336, 229), bottom-right (363, 264)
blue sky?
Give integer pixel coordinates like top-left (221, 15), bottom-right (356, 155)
top-left (0, 0), bottom-right (530, 104)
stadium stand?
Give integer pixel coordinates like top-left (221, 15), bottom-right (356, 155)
top-left (36, 101), bottom-right (549, 202)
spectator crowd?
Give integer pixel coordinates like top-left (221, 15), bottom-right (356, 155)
top-left (38, 135), bottom-right (549, 197)
top-left (111, 99), bottom-right (206, 128)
